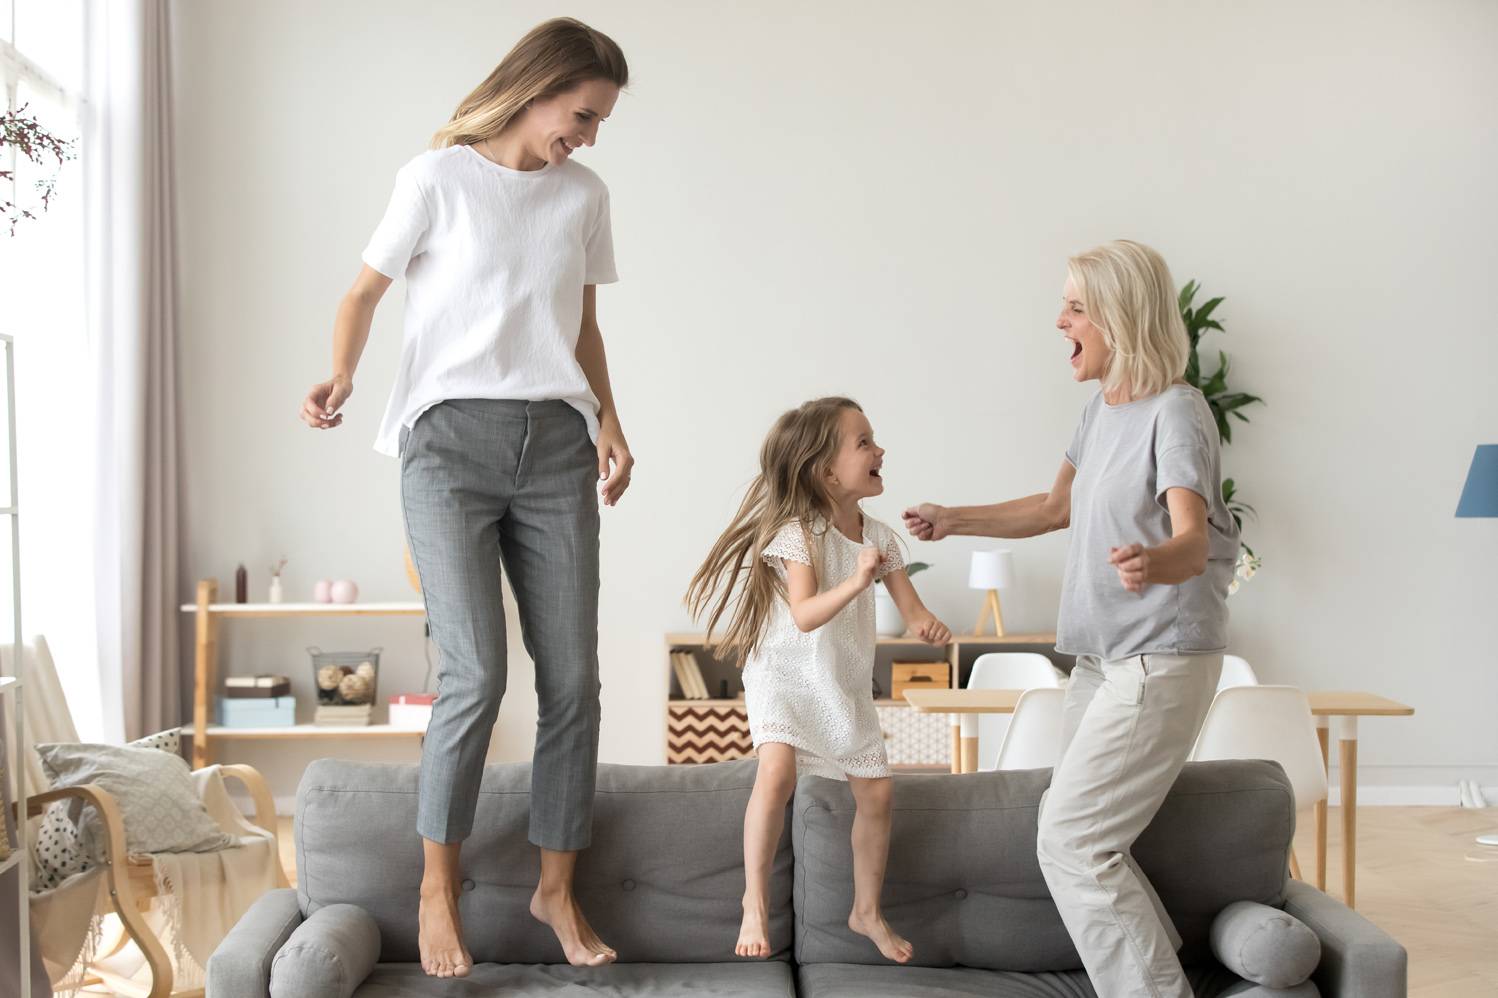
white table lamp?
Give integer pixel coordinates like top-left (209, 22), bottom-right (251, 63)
top-left (968, 550), bottom-right (1015, 636)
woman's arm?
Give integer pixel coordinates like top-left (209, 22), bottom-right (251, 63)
top-left (300, 265), bottom-right (391, 429)
top-left (784, 547), bottom-right (880, 633)
top-left (904, 459), bottom-right (1075, 541)
top-left (575, 285), bottom-right (635, 506)
top-left (1109, 487), bottom-right (1210, 592)
top-left (881, 569), bottom-right (952, 645)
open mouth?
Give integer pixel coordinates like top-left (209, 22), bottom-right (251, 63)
top-left (870, 468), bottom-right (883, 480)
top-left (1066, 337), bottom-right (1082, 365)
top-left (558, 138), bottom-right (578, 156)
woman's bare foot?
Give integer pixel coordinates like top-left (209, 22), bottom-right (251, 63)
top-left (848, 909), bottom-right (914, 964)
top-left (418, 886), bottom-right (473, 978)
top-left (735, 898), bottom-right (772, 958)
top-left (530, 886), bottom-right (617, 966)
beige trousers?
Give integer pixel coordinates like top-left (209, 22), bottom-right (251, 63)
top-left (1037, 653), bottom-right (1223, 998)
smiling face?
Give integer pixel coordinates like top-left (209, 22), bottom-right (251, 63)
top-left (1057, 275), bottom-right (1112, 384)
top-left (825, 407), bottom-right (886, 502)
top-left (517, 78), bottom-right (619, 167)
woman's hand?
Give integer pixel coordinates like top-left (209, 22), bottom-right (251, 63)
top-left (902, 503), bottom-right (949, 541)
top-left (596, 421), bottom-right (634, 506)
top-left (909, 612), bottom-right (952, 646)
top-left (1109, 543), bottom-right (1151, 594)
top-left (301, 374), bottom-right (353, 429)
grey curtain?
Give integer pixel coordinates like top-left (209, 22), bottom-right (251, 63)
top-left (88, 0), bottom-right (185, 742)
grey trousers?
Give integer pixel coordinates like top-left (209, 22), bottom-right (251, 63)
top-left (1037, 653), bottom-right (1222, 998)
top-left (400, 399), bottom-right (601, 851)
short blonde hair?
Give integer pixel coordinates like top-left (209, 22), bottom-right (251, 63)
top-left (1067, 240), bottom-right (1188, 399)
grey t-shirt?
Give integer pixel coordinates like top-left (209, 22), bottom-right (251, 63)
top-left (1056, 385), bottom-right (1240, 661)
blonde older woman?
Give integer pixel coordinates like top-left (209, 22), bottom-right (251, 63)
top-left (904, 240), bottom-right (1240, 998)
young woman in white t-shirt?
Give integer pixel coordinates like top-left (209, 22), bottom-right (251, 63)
top-left (298, 18), bottom-right (633, 980)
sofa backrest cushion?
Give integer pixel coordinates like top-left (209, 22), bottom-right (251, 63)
top-left (792, 759), bottom-right (1293, 970)
top-left (295, 758), bottom-right (791, 964)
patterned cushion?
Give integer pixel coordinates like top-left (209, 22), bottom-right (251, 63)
top-left (36, 738), bottom-right (230, 857)
top-left (32, 727), bottom-right (187, 889)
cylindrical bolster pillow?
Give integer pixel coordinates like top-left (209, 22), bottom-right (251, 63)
top-left (1211, 900), bottom-right (1322, 989)
top-left (270, 903), bottom-right (381, 998)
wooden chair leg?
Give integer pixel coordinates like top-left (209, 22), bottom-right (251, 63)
top-left (1289, 847), bottom-right (1303, 880)
top-left (29, 786), bottom-right (175, 998)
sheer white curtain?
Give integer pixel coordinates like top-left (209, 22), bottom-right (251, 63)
top-left (84, 0), bottom-right (183, 742)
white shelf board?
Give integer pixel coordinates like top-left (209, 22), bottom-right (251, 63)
top-left (178, 601), bottom-right (424, 617)
top-left (183, 723), bottom-right (425, 740)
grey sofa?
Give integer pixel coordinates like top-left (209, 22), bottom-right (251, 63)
top-left (208, 757), bottom-right (1406, 997)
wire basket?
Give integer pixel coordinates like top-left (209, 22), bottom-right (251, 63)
top-left (308, 646), bottom-right (381, 706)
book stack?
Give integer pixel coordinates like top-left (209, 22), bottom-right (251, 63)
top-left (671, 650), bottom-right (712, 700)
top-left (224, 674), bottom-right (291, 697)
top-left (218, 675), bottom-right (295, 728)
top-left (314, 702), bottom-right (373, 726)
top-left (388, 693), bottom-right (435, 731)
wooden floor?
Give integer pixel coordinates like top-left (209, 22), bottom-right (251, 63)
top-left (276, 806), bottom-right (1498, 995)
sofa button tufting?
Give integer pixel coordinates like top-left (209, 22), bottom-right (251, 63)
top-left (461, 879), bottom-right (475, 892)
top-left (954, 888), bottom-right (968, 900)
top-left (621, 879), bottom-right (636, 891)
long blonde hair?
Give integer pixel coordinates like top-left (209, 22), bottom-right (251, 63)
top-left (431, 17), bottom-right (628, 149)
top-left (1067, 240), bottom-right (1189, 400)
top-left (686, 398), bottom-right (862, 664)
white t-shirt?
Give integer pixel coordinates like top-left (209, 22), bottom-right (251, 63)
top-left (361, 145), bottom-right (618, 457)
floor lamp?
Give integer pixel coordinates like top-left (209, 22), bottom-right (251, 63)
top-left (1457, 445), bottom-right (1498, 847)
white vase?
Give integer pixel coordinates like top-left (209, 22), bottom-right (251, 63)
top-left (268, 576), bottom-right (284, 604)
top-left (874, 585), bottom-right (905, 636)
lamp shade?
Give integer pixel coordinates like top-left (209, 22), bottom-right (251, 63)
top-left (1456, 445), bottom-right (1498, 518)
top-left (969, 550), bottom-right (1015, 590)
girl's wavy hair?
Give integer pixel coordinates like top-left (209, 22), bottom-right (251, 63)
top-left (686, 397), bottom-right (862, 663)
top-left (431, 17), bottom-right (627, 149)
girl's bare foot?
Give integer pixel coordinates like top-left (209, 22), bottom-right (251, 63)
top-left (530, 886), bottom-right (617, 967)
top-left (735, 898), bottom-right (772, 958)
top-left (418, 886), bottom-right (473, 978)
top-left (848, 909), bottom-right (914, 964)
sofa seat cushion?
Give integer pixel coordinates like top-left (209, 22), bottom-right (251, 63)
top-left (796, 962), bottom-right (1276, 998)
top-left (351, 961), bottom-right (795, 997)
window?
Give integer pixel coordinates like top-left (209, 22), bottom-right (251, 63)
top-left (0, 1), bottom-right (97, 738)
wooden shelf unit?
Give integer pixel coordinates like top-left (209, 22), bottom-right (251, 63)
top-left (664, 631), bottom-right (1060, 765)
top-left (181, 579), bottom-right (427, 767)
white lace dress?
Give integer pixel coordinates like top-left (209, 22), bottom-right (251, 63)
top-left (742, 514), bottom-right (904, 780)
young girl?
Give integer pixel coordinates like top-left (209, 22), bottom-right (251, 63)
top-left (687, 397), bottom-right (951, 964)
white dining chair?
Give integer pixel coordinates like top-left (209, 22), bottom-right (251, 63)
top-left (1191, 685), bottom-right (1328, 879)
top-left (990, 687), bottom-right (1066, 771)
top-left (1217, 654), bottom-right (1260, 690)
top-left (967, 652), bottom-right (1062, 772)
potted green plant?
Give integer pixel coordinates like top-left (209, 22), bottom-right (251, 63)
top-left (1178, 280), bottom-right (1264, 593)
top-left (874, 561), bottom-right (930, 636)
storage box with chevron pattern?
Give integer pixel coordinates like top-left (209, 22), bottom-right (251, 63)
top-left (666, 701), bottom-right (754, 764)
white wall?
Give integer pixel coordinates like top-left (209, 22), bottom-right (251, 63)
top-left (170, 0), bottom-right (1498, 808)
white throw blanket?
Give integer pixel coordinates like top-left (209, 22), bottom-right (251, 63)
top-left (32, 765), bottom-right (280, 992)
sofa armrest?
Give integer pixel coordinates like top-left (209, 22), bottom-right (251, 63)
top-left (270, 904), bottom-right (381, 998)
top-left (207, 888), bottom-right (304, 998)
top-left (1282, 880), bottom-right (1407, 998)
